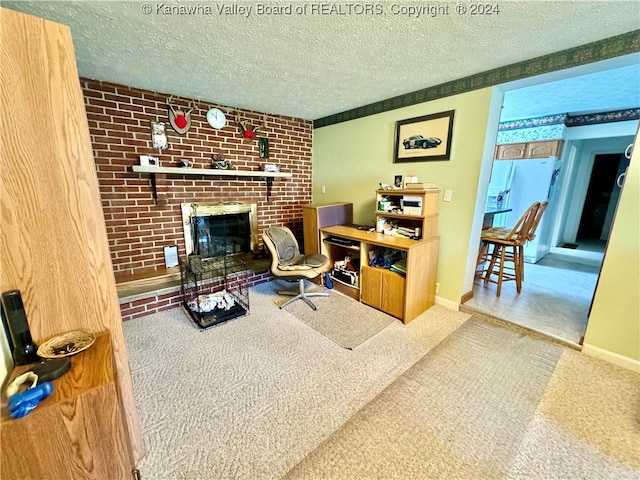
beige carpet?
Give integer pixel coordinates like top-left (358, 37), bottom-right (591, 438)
top-left (284, 317), bottom-right (640, 480)
top-left (123, 282), bottom-right (640, 479)
top-left (274, 280), bottom-right (397, 349)
top-left (284, 317), bottom-right (565, 479)
top-left (123, 281), bottom-right (469, 479)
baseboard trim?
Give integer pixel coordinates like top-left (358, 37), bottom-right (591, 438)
top-left (460, 290), bottom-right (473, 304)
top-left (435, 296), bottom-right (459, 311)
top-left (582, 343), bottom-right (640, 373)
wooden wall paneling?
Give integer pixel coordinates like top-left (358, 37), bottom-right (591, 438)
top-left (0, 8), bottom-right (144, 461)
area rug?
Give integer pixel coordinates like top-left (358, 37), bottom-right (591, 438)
top-left (274, 281), bottom-right (397, 349)
top-left (284, 316), bottom-right (565, 479)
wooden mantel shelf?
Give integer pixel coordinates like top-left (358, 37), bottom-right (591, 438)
top-left (131, 165), bottom-right (292, 205)
top-left (131, 165), bottom-right (292, 178)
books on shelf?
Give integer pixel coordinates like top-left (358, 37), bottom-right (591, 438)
top-left (390, 259), bottom-right (407, 275)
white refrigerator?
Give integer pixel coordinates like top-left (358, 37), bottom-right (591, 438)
top-left (486, 158), bottom-right (561, 263)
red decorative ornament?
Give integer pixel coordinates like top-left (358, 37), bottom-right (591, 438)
top-left (167, 95), bottom-right (196, 135)
top-left (235, 111), bottom-right (267, 143)
top-left (174, 114), bottom-right (188, 129)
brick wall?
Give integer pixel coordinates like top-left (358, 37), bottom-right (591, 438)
top-left (81, 79), bottom-right (312, 320)
top-left (82, 79), bottom-right (312, 276)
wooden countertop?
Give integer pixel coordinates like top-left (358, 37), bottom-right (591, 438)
top-left (321, 225), bottom-right (435, 250)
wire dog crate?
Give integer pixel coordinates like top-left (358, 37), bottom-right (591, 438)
top-left (180, 255), bottom-right (249, 329)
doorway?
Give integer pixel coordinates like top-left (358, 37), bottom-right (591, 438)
top-left (461, 53), bottom-right (639, 348)
top-left (577, 152), bottom-right (629, 248)
top-left (464, 143), bottom-right (634, 346)
top-left (463, 89), bottom-right (637, 346)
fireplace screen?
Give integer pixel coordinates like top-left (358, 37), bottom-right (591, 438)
top-left (181, 202), bottom-right (258, 258)
top-left (193, 213), bottom-right (250, 257)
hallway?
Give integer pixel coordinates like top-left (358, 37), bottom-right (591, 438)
top-left (462, 253), bottom-right (600, 346)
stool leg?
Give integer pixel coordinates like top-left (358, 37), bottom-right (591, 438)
top-left (486, 244), bottom-right (499, 285)
top-left (513, 245), bottom-right (522, 293)
top-left (496, 245), bottom-right (506, 297)
top-left (476, 241), bottom-right (488, 278)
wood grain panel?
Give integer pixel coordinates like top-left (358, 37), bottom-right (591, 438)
top-left (303, 203), bottom-right (353, 254)
top-left (381, 269), bottom-right (405, 319)
top-left (360, 265), bottom-right (382, 309)
top-left (404, 237), bottom-right (439, 322)
top-left (0, 8), bottom-right (143, 461)
top-left (1, 335), bottom-right (133, 479)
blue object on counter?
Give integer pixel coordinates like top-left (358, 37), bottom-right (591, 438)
top-left (8, 382), bottom-right (54, 419)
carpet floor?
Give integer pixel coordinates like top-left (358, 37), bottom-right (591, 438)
top-left (123, 281), bottom-right (640, 479)
top-left (123, 281), bottom-right (468, 479)
top-left (285, 318), bottom-right (639, 479)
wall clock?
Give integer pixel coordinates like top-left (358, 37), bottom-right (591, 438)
top-left (206, 108), bottom-right (226, 129)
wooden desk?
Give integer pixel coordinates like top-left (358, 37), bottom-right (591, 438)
top-left (320, 225), bottom-right (439, 323)
top-left (483, 207), bottom-right (512, 229)
top-left (1, 333), bottom-right (136, 480)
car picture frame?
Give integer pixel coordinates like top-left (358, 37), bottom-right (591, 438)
top-left (393, 110), bottom-right (455, 163)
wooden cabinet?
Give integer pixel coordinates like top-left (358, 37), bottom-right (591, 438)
top-left (495, 143), bottom-right (526, 160)
top-left (361, 265), bottom-right (405, 319)
top-left (525, 140), bottom-right (563, 158)
top-left (302, 202), bottom-right (353, 254)
top-left (320, 187), bottom-right (439, 322)
top-left (1, 334), bottom-right (136, 479)
top-left (0, 8), bottom-right (143, 460)
top-left (495, 140), bottom-right (563, 160)
top-left (320, 226), bottom-right (439, 322)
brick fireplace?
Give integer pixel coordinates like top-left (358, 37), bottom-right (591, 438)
top-left (81, 79), bottom-right (313, 320)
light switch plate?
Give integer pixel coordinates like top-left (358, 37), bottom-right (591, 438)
top-left (443, 189), bottom-right (453, 202)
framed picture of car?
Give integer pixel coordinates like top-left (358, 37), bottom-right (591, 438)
top-left (393, 110), bottom-right (455, 163)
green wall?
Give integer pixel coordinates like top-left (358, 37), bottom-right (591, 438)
top-left (313, 88), bottom-right (494, 304)
top-left (313, 89), bottom-right (640, 364)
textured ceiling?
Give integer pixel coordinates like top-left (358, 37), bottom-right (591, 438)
top-left (3, 1), bottom-right (640, 120)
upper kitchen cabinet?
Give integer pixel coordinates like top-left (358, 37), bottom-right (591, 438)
top-left (525, 140), bottom-right (563, 159)
top-left (495, 143), bottom-right (526, 160)
top-left (495, 140), bottom-right (563, 160)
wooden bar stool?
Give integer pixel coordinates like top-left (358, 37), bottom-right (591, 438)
top-left (475, 202), bottom-right (540, 296)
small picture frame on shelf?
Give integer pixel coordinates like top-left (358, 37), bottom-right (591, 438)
top-left (394, 175), bottom-right (403, 188)
top-left (139, 155), bottom-right (158, 166)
